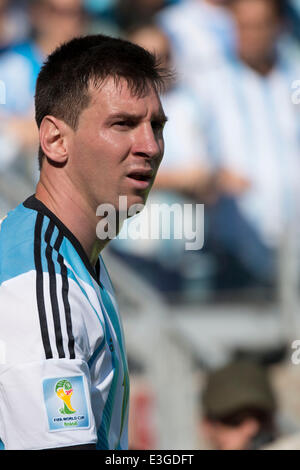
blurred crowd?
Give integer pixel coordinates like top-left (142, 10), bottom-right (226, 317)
top-left (2, 0), bottom-right (300, 450)
top-left (115, 0), bottom-right (300, 302)
top-left (1, 0), bottom-right (300, 300)
top-left (128, 357), bottom-right (300, 450)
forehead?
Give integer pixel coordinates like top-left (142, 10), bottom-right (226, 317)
top-left (86, 77), bottom-right (164, 119)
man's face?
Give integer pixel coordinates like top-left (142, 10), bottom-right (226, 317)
top-left (232, 0), bottom-right (280, 67)
top-left (67, 77), bottom-right (166, 212)
top-left (32, 0), bottom-right (84, 46)
top-left (202, 418), bottom-right (259, 450)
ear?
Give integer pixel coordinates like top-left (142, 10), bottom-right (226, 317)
top-left (39, 116), bottom-right (70, 165)
top-left (241, 418), bottom-right (260, 440)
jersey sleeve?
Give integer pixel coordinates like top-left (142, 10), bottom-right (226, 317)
top-left (0, 268), bottom-right (100, 450)
top-left (0, 359), bottom-right (97, 450)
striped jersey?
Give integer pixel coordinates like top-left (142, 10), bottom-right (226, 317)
top-left (189, 55), bottom-right (300, 248)
top-left (159, 85), bottom-right (209, 171)
top-left (0, 195), bottom-right (129, 450)
top-left (157, 0), bottom-right (235, 79)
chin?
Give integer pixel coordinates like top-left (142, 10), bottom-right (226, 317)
top-left (113, 186), bottom-right (151, 215)
top-left (126, 193), bottom-right (148, 211)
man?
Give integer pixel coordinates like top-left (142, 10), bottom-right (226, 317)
top-left (189, 0), bottom-right (300, 288)
top-left (201, 360), bottom-right (278, 450)
top-left (0, 0), bottom-right (86, 144)
top-left (0, 34), bottom-right (168, 450)
top-left (0, 0), bottom-right (28, 53)
top-left (117, 0), bottom-right (177, 31)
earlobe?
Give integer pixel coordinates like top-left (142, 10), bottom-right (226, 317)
top-left (39, 116), bottom-right (68, 165)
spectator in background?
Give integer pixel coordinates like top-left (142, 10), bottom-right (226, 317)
top-left (188, 0), bottom-right (300, 290)
top-left (156, 0), bottom-right (236, 82)
top-left (117, 0), bottom-right (181, 32)
top-left (0, 0), bottom-right (87, 211)
top-left (0, 0), bottom-right (29, 53)
top-left (200, 360), bottom-right (278, 450)
top-left (0, 0), bottom-right (86, 117)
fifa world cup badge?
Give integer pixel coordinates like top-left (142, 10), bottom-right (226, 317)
top-left (43, 376), bottom-right (90, 431)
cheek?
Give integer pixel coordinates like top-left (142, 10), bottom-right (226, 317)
top-left (87, 127), bottom-right (130, 157)
top-left (71, 128), bottom-right (105, 163)
top-left (70, 129), bottom-right (130, 183)
top-left (99, 129), bottom-right (133, 162)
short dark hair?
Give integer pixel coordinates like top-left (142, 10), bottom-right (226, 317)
top-left (35, 34), bottom-right (171, 169)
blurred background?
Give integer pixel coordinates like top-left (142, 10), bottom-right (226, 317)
top-left (2, 0), bottom-right (300, 450)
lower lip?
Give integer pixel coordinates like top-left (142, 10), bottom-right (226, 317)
top-left (126, 176), bottom-right (152, 190)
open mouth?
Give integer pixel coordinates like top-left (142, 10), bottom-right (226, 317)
top-left (127, 173), bottom-right (152, 182)
top-left (126, 170), bottom-right (154, 190)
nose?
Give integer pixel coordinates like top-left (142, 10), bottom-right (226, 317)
top-left (132, 123), bottom-right (163, 160)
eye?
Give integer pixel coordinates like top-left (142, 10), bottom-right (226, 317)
top-left (113, 120), bottom-right (136, 129)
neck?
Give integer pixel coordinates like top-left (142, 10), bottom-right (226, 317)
top-left (35, 165), bottom-right (108, 266)
top-left (240, 54), bottom-right (276, 76)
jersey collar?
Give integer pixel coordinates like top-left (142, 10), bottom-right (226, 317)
top-left (23, 194), bottom-right (102, 286)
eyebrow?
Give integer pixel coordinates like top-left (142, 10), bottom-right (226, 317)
top-left (108, 111), bottom-right (168, 124)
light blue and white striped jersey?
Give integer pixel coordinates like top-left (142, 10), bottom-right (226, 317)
top-left (0, 195), bottom-right (129, 450)
top-left (157, 0), bottom-right (236, 79)
top-left (159, 85), bottom-right (208, 170)
top-left (0, 41), bottom-right (43, 116)
top-left (190, 56), bottom-right (300, 248)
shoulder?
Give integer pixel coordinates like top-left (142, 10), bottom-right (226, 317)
top-left (0, 42), bottom-right (33, 70)
top-left (0, 40), bottom-right (43, 85)
top-left (0, 41), bottom-right (41, 113)
top-left (0, 197), bottom-right (99, 309)
top-left (161, 84), bottom-right (203, 116)
top-left (0, 201), bottom-right (37, 285)
top-left (276, 50), bottom-right (300, 82)
top-left (263, 432), bottom-right (300, 450)
top-left (188, 59), bottom-right (237, 99)
top-left (0, 200), bottom-right (104, 364)
top-left (0, 40), bottom-right (40, 62)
